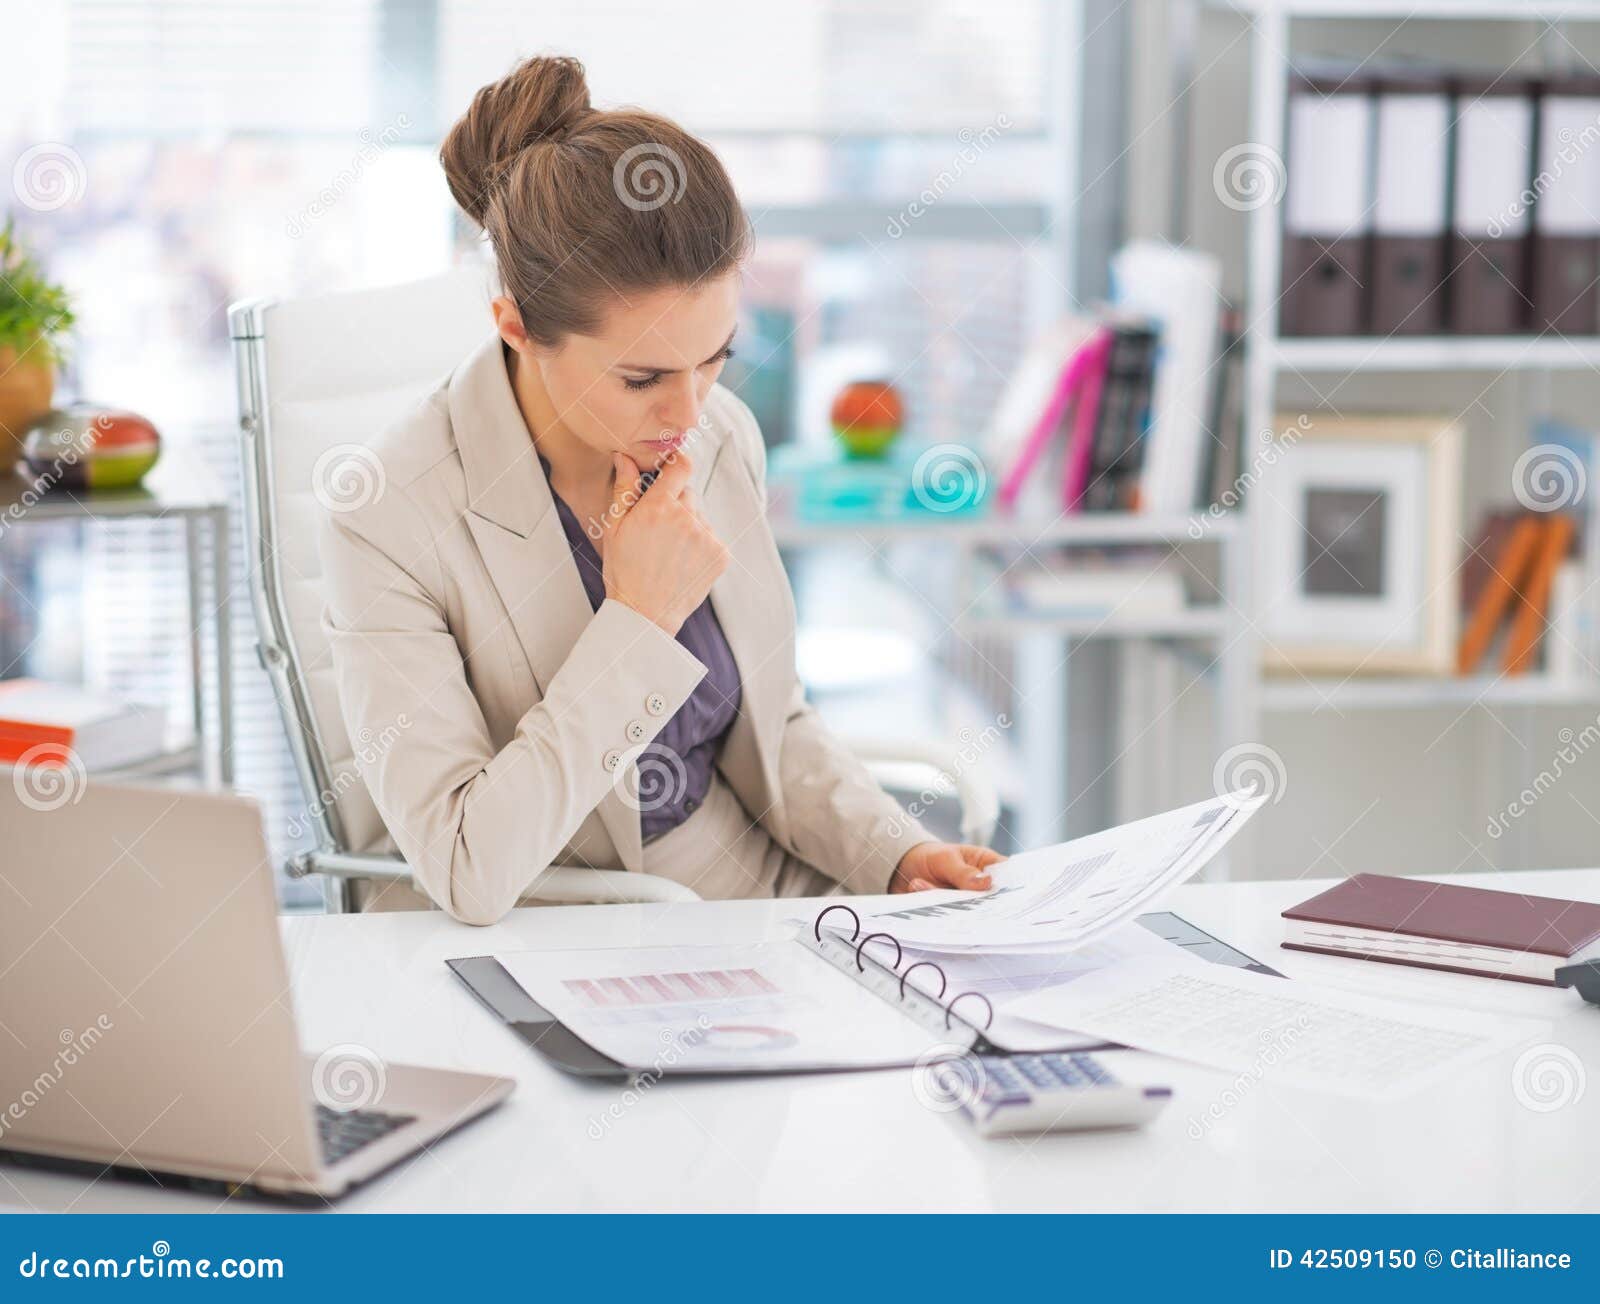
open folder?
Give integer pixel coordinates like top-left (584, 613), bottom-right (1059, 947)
top-left (448, 791), bottom-right (1267, 1079)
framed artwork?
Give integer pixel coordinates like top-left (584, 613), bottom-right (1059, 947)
top-left (1256, 413), bottom-right (1463, 675)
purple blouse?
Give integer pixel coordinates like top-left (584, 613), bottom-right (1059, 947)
top-left (537, 454), bottom-right (742, 840)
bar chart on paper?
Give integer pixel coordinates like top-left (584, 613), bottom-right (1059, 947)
top-left (563, 968), bottom-right (781, 1009)
top-left (499, 943), bottom-right (936, 1072)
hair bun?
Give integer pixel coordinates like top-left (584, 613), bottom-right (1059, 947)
top-left (440, 54), bottom-right (592, 225)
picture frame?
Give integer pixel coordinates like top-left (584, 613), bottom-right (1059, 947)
top-left (1255, 413), bottom-right (1463, 675)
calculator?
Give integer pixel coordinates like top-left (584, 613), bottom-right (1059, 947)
top-left (931, 1051), bottom-right (1172, 1136)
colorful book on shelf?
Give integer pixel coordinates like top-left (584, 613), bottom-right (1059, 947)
top-left (1080, 322), bottom-right (1159, 513)
top-left (986, 316), bottom-right (1100, 515)
top-left (1458, 510), bottom-right (1528, 619)
top-left (1455, 512), bottom-right (1579, 675)
top-left (1457, 514), bottom-right (1543, 674)
top-left (1197, 309), bottom-right (1245, 513)
top-left (996, 327), bottom-right (1111, 512)
top-left (1504, 513), bottom-right (1576, 674)
top-left (1062, 331), bottom-right (1113, 509)
top-left (1109, 241), bottom-right (1222, 515)
top-left (0, 679), bottom-right (168, 772)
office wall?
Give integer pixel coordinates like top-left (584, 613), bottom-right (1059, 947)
top-left (1117, 4), bottom-right (1600, 880)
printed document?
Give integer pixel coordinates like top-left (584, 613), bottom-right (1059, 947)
top-left (1005, 953), bottom-right (1546, 1099)
top-left (838, 790), bottom-right (1266, 953)
top-left (498, 942), bottom-right (938, 1073)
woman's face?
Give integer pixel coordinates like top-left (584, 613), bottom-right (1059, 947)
top-left (507, 273), bottom-right (741, 472)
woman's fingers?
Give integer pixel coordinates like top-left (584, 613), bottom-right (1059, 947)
top-left (650, 447), bottom-right (695, 498)
top-left (894, 842), bottom-right (1005, 892)
top-left (934, 847), bottom-right (992, 891)
top-left (608, 453), bottom-right (643, 518)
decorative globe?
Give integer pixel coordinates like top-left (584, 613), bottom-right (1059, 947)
top-left (20, 405), bottom-right (161, 490)
top-left (830, 379), bottom-right (903, 459)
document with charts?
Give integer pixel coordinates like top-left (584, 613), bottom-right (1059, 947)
top-left (461, 792), bottom-right (1270, 1076)
top-left (496, 942), bottom-right (940, 1073)
top-left (837, 789), bottom-right (1267, 954)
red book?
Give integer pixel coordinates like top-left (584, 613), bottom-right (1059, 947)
top-left (1282, 872), bottom-right (1600, 985)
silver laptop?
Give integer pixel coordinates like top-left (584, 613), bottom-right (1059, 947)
top-left (0, 776), bottom-right (513, 1203)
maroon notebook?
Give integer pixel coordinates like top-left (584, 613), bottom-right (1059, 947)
top-left (1282, 873), bottom-right (1600, 985)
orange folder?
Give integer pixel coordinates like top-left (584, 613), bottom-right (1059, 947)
top-left (1503, 514), bottom-right (1577, 674)
top-left (1457, 515), bottom-right (1543, 674)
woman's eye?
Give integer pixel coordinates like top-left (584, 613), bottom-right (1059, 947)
top-left (622, 374), bottom-right (661, 392)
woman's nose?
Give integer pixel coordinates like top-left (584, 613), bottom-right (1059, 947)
top-left (654, 375), bottom-right (701, 435)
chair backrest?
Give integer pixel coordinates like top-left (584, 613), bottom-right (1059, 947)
top-left (228, 268), bottom-right (493, 855)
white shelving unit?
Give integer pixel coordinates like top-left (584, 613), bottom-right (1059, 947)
top-left (1263, 675), bottom-right (1600, 712)
top-left (1272, 335), bottom-right (1600, 372)
top-left (1208, 0), bottom-right (1600, 19)
top-left (1227, 0), bottom-right (1600, 724)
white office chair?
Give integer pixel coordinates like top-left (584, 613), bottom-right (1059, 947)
top-left (227, 268), bottom-right (999, 913)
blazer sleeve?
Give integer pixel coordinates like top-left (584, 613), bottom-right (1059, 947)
top-left (317, 487), bottom-right (707, 925)
top-left (717, 392), bottom-right (936, 893)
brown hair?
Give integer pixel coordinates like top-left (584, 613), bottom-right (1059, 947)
top-left (440, 55), bottom-right (751, 348)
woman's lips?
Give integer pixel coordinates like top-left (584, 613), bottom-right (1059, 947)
top-left (640, 433), bottom-right (685, 450)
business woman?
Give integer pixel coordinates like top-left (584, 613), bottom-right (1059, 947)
top-left (317, 54), bottom-right (1005, 925)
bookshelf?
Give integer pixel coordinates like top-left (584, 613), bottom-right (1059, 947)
top-left (1206, 0), bottom-right (1600, 18)
top-left (1224, 0), bottom-right (1600, 730)
top-left (765, 510), bottom-right (1239, 549)
top-left (1271, 335), bottom-right (1600, 372)
top-left (1261, 675), bottom-right (1600, 712)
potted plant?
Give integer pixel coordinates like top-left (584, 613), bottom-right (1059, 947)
top-left (0, 217), bottom-right (75, 475)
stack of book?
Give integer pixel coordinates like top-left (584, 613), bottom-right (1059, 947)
top-left (0, 679), bottom-right (168, 772)
top-left (1458, 511), bottom-right (1578, 675)
top-left (992, 243), bottom-right (1236, 519)
top-left (1284, 873), bottom-right (1600, 985)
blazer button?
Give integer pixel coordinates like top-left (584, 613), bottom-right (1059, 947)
top-left (645, 693), bottom-right (667, 717)
top-left (626, 719), bottom-right (647, 743)
top-left (602, 749), bottom-right (623, 773)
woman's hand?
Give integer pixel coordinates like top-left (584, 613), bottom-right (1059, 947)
top-left (601, 450), bottom-right (730, 636)
top-left (889, 841), bottom-right (1006, 893)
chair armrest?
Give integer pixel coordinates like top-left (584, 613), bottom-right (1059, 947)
top-left (289, 849), bottom-right (699, 905)
top-left (846, 736), bottom-right (1001, 846)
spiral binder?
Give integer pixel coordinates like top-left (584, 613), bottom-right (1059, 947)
top-left (802, 904), bottom-right (998, 1051)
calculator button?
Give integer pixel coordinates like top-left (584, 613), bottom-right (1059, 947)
top-left (1016, 1058), bottom-right (1055, 1088)
top-left (1044, 1057), bottom-right (1082, 1086)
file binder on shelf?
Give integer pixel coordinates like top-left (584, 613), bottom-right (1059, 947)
top-left (1370, 70), bottom-right (1450, 336)
top-left (1532, 75), bottom-right (1600, 336)
top-left (1280, 67), bottom-right (1374, 337)
top-left (1450, 74), bottom-right (1536, 335)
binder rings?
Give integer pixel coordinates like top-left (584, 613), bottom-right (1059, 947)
top-left (1450, 74), bottom-right (1536, 334)
top-left (1370, 71), bottom-right (1450, 335)
top-left (1281, 68), bottom-right (1374, 336)
top-left (446, 910), bottom-right (1277, 1081)
top-left (1532, 76), bottom-right (1600, 335)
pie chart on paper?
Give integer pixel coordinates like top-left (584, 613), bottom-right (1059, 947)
top-left (698, 1025), bottom-right (800, 1053)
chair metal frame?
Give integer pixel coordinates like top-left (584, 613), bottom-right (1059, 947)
top-left (228, 286), bottom-right (999, 914)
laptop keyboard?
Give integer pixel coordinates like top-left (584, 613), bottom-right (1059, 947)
top-left (314, 1103), bottom-right (417, 1165)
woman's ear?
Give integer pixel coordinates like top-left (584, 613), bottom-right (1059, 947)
top-left (491, 295), bottom-right (536, 355)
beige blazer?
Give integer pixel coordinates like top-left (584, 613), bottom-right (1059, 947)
top-left (316, 332), bottom-right (932, 924)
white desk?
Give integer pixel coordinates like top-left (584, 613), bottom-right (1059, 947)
top-left (8, 870), bottom-right (1600, 1213)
